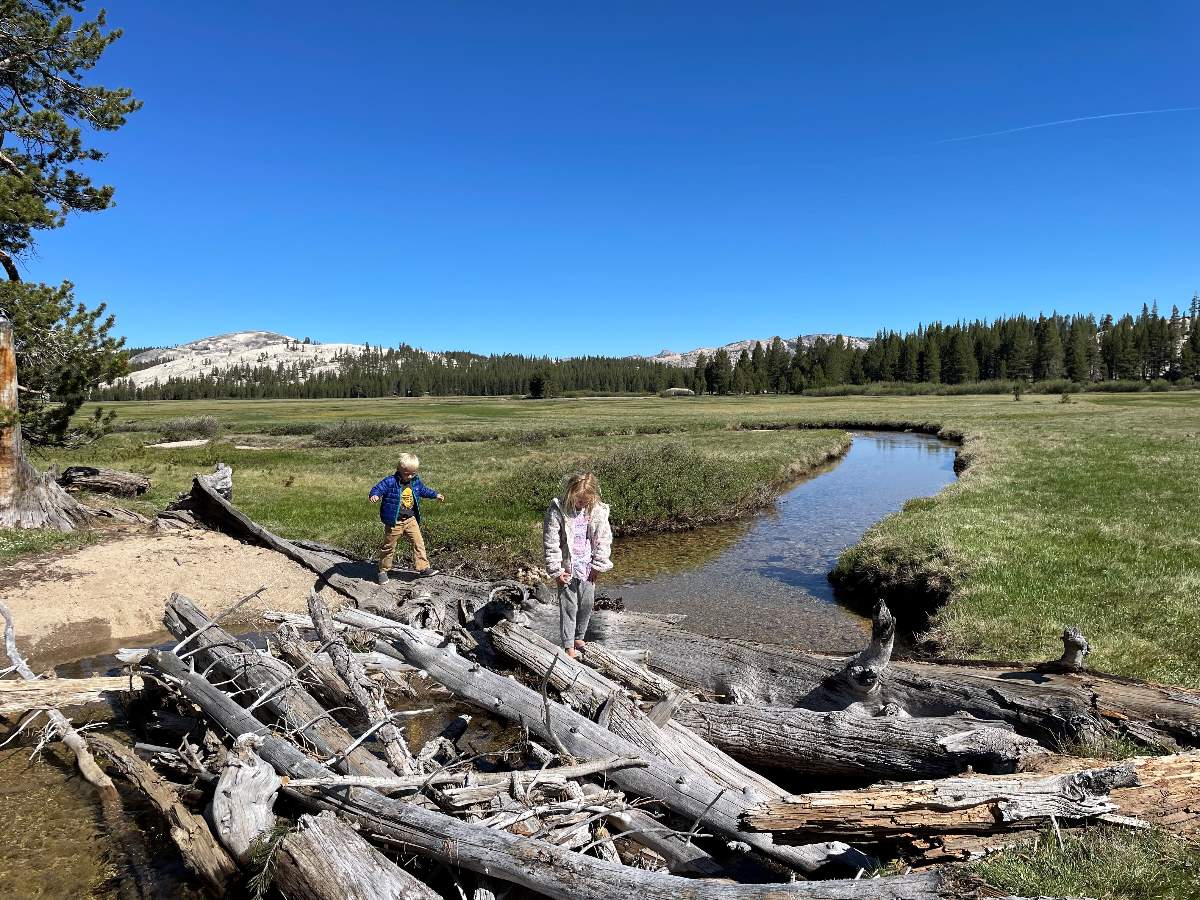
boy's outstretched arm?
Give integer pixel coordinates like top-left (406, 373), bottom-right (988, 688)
top-left (418, 481), bottom-right (445, 501)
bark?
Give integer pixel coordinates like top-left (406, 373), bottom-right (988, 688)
top-left (675, 702), bottom-right (1046, 778)
top-left (272, 812), bottom-right (441, 900)
top-left (57, 465), bottom-right (151, 496)
top-left (337, 607), bottom-right (862, 875)
top-left (743, 764), bottom-right (1138, 839)
top-left (0, 673), bottom-right (142, 714)
top-left (143, 647), bottom-right (1033, 900)
top-left (163, 592), bottom-right (394, 778)
top-left (88, 733), bottom-right (238, 895)
top-left (0, 316), bottom-right (90, 530)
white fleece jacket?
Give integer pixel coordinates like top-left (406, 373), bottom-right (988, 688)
top-left (542, 497), bottom-right (613, 578)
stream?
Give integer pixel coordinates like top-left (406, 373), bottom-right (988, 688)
top-left (0, 429), bottom-right (957, 898)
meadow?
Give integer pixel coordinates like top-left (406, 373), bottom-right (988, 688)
top-left (25, 391), bottom-right (1200, 688)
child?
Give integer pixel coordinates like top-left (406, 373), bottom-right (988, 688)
top-left (369, 452), bottom-right (445, 584)
top-left (542, 472), bottom-right (613, 657)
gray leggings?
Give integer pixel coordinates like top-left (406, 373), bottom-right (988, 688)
top-left (558, 577), bottom-right (595, 648)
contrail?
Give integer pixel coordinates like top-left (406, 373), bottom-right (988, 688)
top-left (936, 106), bottom-right (1200, 143)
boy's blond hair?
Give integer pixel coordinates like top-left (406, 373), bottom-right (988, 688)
top-left (396, 452), bottom-right (420, 473)
top-left (560, 472), bottom-right (600, 515)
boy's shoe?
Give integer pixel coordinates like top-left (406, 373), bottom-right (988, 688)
top-left (417, 568), bottom-right (440, 578)
top-left (376, 571), bottom-right (390, 585)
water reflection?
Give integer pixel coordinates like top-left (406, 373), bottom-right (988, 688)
top-left (605, 431), bottom-right (958, 651)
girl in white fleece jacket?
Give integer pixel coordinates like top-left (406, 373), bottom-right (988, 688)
top-left (543, 472), bottom-right (613, 657)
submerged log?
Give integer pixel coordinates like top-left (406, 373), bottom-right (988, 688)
top-left (675, 702), bottom-right (1046, 778)
top-left (0, 673), bottom-right (143, 714)
top-left (144, 647), bottom-right (1039, 900)
top-left (57, 466), bottom-right (150, 497)
top-left (272, 812), bottom-right (441, 900)
top-left (88, 733), bottom-right (238, 895)
top-left (744, 764), bottom-right (1138, 839)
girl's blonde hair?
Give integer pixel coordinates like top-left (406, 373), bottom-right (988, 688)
top-left (560, 472), bottom-right (600, 515)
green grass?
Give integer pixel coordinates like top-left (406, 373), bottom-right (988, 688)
top-left (26, 391), bottom-right (1200, 686)
top-left (0, 526), bottom-right (100, 561)
top-left (972, 826), bottom-right (1200, 900)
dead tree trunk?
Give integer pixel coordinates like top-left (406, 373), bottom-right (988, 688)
top-left (743, 764), bottom-right (1138, 839)
top-left (271, 812), bottom-right (442, 900)
top-left (336, 608), bottom-right (862, 874)
top-left (57, 466), bottom-right (150, 497)
top-left (0, 316), bottom-right (90, 530)
top-left (143, 647), bottom-right (1034, 900)
top-left (675, 703), bottom-right (1045, 779)
top-left (514, 600), bottom-right (1200, 750)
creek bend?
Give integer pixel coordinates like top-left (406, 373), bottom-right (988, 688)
top-left (606, 430), bottom-right (958, 651)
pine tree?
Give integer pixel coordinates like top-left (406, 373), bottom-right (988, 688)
top-left (750, 341), bottom-right (766, 393)
top-left (691, 354), bottom-right (707, 395)
top-left (712, 348), bottom-right (733, 395)
top-left (920, 336), bottom-right (941, 383)
top-left (1033, 315), bottom-right (1064, 380)
top-left (1065, 317), bottom-right (1091, 382)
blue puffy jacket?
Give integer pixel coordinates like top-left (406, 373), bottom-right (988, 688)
top-left (369, 473), bottom-right (439, 526)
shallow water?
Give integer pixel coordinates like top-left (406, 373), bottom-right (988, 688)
top-left (606, 430), bottom-right (958, 651)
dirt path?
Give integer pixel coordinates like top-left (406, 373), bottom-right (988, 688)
top-left (2, 528), bottom-right (324, 666)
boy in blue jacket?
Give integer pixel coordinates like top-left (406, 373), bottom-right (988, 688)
top-left (369, 452), bottom-right (445, 584)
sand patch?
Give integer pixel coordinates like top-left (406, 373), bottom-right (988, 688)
top-left (3, 528), bottom-right (321, 665)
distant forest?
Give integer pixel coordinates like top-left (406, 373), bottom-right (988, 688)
top-left (97, 296), bottom-right (1200, 400)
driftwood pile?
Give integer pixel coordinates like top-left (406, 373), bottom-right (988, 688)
top-left (5, 465), bottom-right (1200, 900)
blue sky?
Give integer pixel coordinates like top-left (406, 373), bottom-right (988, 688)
top-left (25, 2), bottom-right (1200, 354)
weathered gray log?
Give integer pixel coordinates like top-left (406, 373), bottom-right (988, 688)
top-left (488, 617), bottom-right (786, 801)
top-left (676, 702), bottom-right (1046, 778)
top-left (308, 589), bottom-right (416, 775)
top-left (0, 673), bottom-right (143, 714)
top-left (211, 735), bottom-right (281, 864)
top-left (516, 599), bottom-right (1200, 749)
top-left (0, 317), bottom-right (90, 530)
top-left (272, 625), bottom-right (359, 711)
top-left (743, 764), bottom-right (1138, 839)
top-left (57, 465), bottom-right (150, 496)
top-left (163, 593), bottom-right (394, 778)
top-left (337, 607), bottom-right (859, 874)
top-left (88, 733), bottom-right (238, 895)
top-left (145, 647), bottom-right (1032, 900)
top-left (272, 812), bottom-right (441, 900)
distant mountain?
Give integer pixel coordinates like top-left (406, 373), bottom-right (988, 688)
top-left (641, 334), bottom-right (870, 368)
top-left (120, 329), bottom-right (871, 388)
top-left (122, 331), bottom-right (377, 387)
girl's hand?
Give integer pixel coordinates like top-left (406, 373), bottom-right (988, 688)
top-left (556, 571), bottom-right (571, 585)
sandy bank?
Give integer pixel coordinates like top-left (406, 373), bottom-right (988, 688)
top-left (2, 528), bottom-right (322, 666)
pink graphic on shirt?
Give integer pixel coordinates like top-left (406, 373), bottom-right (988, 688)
top-left (569, 510), bottom-right (592, 580)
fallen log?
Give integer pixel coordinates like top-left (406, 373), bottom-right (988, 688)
top-left (742, 764), bottom-right (1137, 839)
top-left (516, 599), bottom-right (1200, 749)
top-left (163, 592), bottom-right (394, 778)
top-left (271, 812), bottom-right (442, 900)
top-left (144, 647), bottom-right (1044, 900)
top-left (0, 673), bottom-right (143, 714)
top-left (88, 733), bottom-right (238, 895)
top-left (211, 734), bottom-right (281, 864)
top-left (675, 702), bottom-right (1045, 778)
top-left (57, 466), bottom-right (150, 497)
top-left (337, 607), bottom-right (860, 874)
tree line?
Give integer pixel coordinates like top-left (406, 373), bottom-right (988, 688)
top-left (95, 298), bottom-right (1200, 402)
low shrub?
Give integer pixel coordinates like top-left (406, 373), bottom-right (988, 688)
top-left (158, 415), bottom-right (222, 441)
top-left (309, 420), bottom-right (413, 447)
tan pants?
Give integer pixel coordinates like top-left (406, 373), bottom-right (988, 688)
top-left (377, 517), bottom-right (429, 572)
